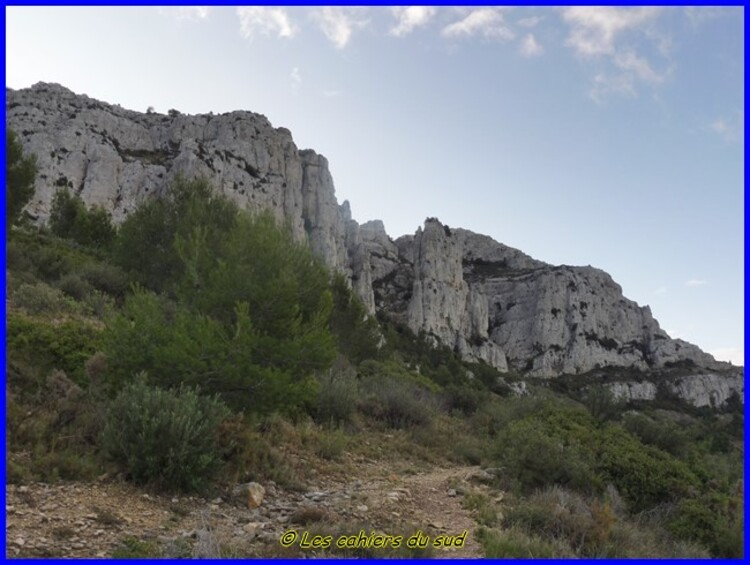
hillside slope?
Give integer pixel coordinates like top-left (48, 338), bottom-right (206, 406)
top-left (7, 83), bottom-right (741, 389)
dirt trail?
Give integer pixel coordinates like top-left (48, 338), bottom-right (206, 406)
top-left (6, 464), bottom-right (487, 558)
top-left (365, 465), bottom-right (485, 557)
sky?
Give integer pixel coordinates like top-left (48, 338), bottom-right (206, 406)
top-left (5, 6), bottom-right (744, 366)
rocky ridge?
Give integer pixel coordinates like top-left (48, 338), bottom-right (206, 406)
top-left (7, 83), bottom-right (742, 404)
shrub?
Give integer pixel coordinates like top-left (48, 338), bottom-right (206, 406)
top-left (668, 493), bottom-right (744, 557)
top-left (597, 425), bottom-right (699, 513)
top-left (452, 442), bottom-right (483, 465)
top-left (83, 290), bottom-right (115, 320)
top-left (8, 229), bottom-right (94, 282)
top-left (501, 486), bottom-right (712, 558)
top-left (359, 375), bottom-right (435, 429)
top-left (622, 412), bottom-right (689, 457)
top-left (7, 314), bottom-right (102, 385)
top-left (492, 416), bottom-right (599, 494)
top-left (477, 526), bottom-right (569, 558)
top-left (470, 396), bottom-right (551, 439)
top-left (314, 427), bottom-right (348, 461)
top-left (112, 538), bottom-right (162, 558)
top-left (463, 491), bottom-right (500, 527)
top-left (108, 184), bottom-right (336, 414)
top-left (57, 273), bottom-right (93, 301)
top-left (49, 189), bottom-right (116, 249)
top-left (488, 403), bottom-right (700, 513)
top-left (315, 358), bottom-right (359, 425)
top-left (583, 386), bottom-right (624, 423)
top-left (606, 518), bottom-right (709, 558)
top-left (113, 176), bottom-right (238, 292)
top-left (81, 262), bottom-right (130, 298)
top-left (217, 414), bottom-right (304, 489)
top-left (444, 383), bottom-right (486, 415)
top-left (103, 289), bottom-right (318, 414)
top-left (329, 273), bottom-right (381, 363)
top-left (101, 377), bottom-right (230, 492)
top-left (11, 281), bottom-right (77, 315)
top-left (504, 487), bottom-right (614, 556)
top-left (7, 364), bottom-right (106, 483)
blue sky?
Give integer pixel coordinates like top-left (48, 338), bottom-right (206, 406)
top-left (5, 6), bottom-right (744, 365)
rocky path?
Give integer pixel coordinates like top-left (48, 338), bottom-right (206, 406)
top-left (6, 464), bottom-right (488, 558)
top-left (369, 465), bottom-right (485, 557)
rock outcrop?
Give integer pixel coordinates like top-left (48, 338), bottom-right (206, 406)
top-left (7, 83), bottom-right (742, 397)
top-left (607, 370), bottom-right (744, 409)
top-left (7, 82), bottom-right (360, 289)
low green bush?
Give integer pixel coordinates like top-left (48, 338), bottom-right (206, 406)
top-left (444, 383), bottom-right (486, 415)
top-left (359, 375), bottom-right (435, 429)
top-left (597, 425), bottom-right (699, 512)
top-left (622, 412), bottom-right (688, 456)
top-left (217, 414), bottom-right (305, 490)
top-left (7, 313), bottom-right (102, 385)
top-left (477, 526), bottom-right (568, 558)
top-left (492, 415), bottom-right (599, 494)
top-left (83, 290), bottom-right (116, 320)
top-left (81, 262), bottom-right (130, 298)
top-left (488, 402), bottom-right (700, 513)
top-left (668, 493), bottom-right (744, 558)
top-left (8, 230), bottom-right (94, 282)
top-left (111, 537), bottom-right (162, 558)
top-left (57, 273), bottom-right (94, 301)
top-left (314, 427), bottom-right (348, 461)
top-left (101, 377), bottom-right (230, 492)
top-left (583, 386), bottom-right (624, 423)
top-left (49, 188), bottom-right (116, 249)
top-left (315, 359), bottom-right (359, 425)
top-left (504, 487), bottom-right (614, 556)
top-left (11, 282), bottom-right (78, 315)
top-left (463, 491), bottom-right (500, 527)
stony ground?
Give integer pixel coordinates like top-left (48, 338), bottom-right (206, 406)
top-left (6, 461), bottom-right (491, 558)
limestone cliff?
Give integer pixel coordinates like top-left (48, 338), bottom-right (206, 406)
top-left (607, 371), bottom-right (744, 409)
top-left (7, 83), bottom-right (741, 402)
top-left (7, 82), bottom-right (362, 295)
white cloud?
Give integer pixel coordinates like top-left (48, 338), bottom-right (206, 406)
top-left (562, 7), bottom-right (668, 103)
top-left (709, 347), bottom-right (744, 366)
top-left (685, 279), bottom-right (708, 287)
top-left (290, 67), bottom-right (302, 91)
top-left (322, 90), bottom-right (343, 98)
top-left (589, 72), bottom-right (637, 103)
top-left (562, 7), bottom-right (661, 57)
top-left (613, 50), bottom-right (663, 84)
top-left (179, 7), bottom-right (210, 21)
top-left (711, 118), bottom-right (731, 135)
top-left (710, 115), bottom-right (742, 142)
top-left (442, 8), bottom-right (514, 41)
top-left (390, 7), bottom-right (436, 37)
top-left (159, 7), bottom-right (211, 22)
top-left (518, 15), bottom-right (542, 29)
top-left (236, 7), bottom-right (297, 41)
top-left (653, 286), bottom-right (668, 295)
top-left (519, 33), bottom-right (543, 57)
top-left (312, 7), bottom-right (369, 49)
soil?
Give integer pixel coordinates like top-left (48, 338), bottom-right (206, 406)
top-left (6, 462), bottom-right (489, 558)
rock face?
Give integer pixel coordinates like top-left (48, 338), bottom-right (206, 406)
top-left (7, 83), bottom-right (742, 396)
top-left (7, 82), bottom-right (360, 289)
top-left (608, 371), bottom-right (744, 409)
